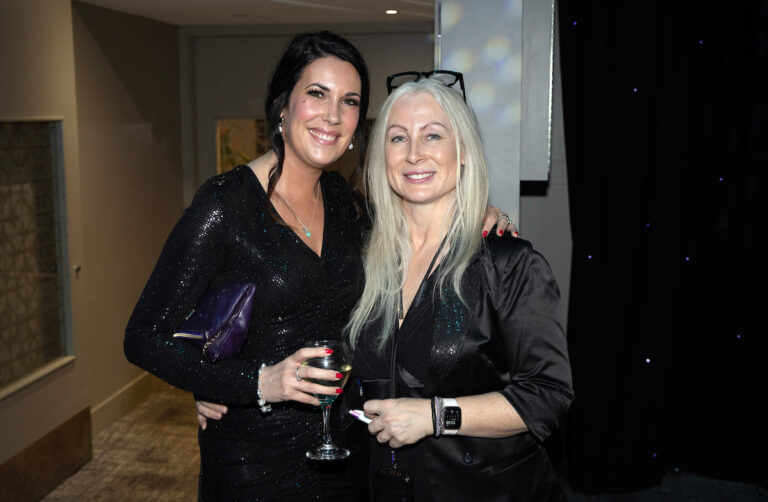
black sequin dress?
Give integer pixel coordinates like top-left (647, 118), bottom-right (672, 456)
top-left (125, 165), bottom-right (364, 501)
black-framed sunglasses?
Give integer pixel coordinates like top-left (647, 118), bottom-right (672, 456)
top-left (386, 70), bottom-right (466, 102)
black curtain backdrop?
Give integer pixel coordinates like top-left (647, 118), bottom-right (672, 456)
top-left (559, 0), bottom-right (768, 494)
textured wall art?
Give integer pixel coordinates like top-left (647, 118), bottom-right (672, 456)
top-left (0, 121), bottom-right (66, 388)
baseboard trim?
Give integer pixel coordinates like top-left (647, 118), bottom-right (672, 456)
top-left (0, 407), bottom-right (91, 502)
top-left (90, 371), bottom-right (165, 436)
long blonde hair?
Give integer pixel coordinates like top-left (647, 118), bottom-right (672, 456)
top-left (346, 79), bottom-right (489, 350)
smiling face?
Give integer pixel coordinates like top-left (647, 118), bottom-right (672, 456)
top-left (281, 56), bottom-right (362, 171)
top-left (384, 92), bottom-right (461, 212)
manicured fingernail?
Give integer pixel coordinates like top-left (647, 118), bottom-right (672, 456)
top-left (497, 229), bottom-right (503, 236)
top-left (513, 231), bottom-right (519, 237)
top-left (325, 348), bottom-right (333, 354)
top-left (335, 372), bottom-right (343, 379)
top-left (482, 230), bottom-right (488, 237)
top-left (335, 388), bottom-right (344, 394)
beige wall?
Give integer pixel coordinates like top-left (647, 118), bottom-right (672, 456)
top-left (0, 0), bottom-right (182, 464)
top-left (0, 0), bottom-right (85, 465)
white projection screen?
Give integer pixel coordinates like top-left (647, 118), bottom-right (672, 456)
top-left (436, 0), bottom-right (555, 224)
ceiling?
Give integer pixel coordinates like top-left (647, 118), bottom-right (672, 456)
top-left (77, 0), bottom-right (435, 26)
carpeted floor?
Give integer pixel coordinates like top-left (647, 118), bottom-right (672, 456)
top-left (43, 384), bottom-right (199, 501)
top-left (43, 384), bottom-right (766, 501)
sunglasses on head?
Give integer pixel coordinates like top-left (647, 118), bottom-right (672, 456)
top-left (386, 70), bottom-right (466, 102)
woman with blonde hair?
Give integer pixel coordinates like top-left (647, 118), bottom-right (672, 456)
top-left (348, 75), bottom-right (574, 501)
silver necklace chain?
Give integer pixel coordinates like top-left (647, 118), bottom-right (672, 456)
top-left (276, 186), bottom-right (320, 238)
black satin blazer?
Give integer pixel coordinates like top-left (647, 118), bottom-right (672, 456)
top-left (349, 235), bottom-right (574, 502)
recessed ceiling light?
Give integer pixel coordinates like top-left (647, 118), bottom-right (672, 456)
top-left (385, 10), bottom-right (398, 15)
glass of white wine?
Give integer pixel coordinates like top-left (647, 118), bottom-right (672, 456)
top-left (302, 339), bottom-right (352, 461)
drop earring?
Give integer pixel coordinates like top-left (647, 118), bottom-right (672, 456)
top-left (278, 116), bottom-right (284, 134)
top-left (348, 137), bottom-right (354, 151)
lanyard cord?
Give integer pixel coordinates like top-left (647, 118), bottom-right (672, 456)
top-left (390, 236), bottom-right (448, 468)
top-left (397, 237), bottom-right (448, 320)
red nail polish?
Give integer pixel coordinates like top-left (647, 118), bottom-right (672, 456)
top-left (497, 229), bottom-right (503, 236)
top-left (335, 388), bottom-right (343, 394)
top-left (482, 230), bottom-right (488, 237)
top-left (325, 348), bottom-right (333, 354)
top-left (513, 231), bottom-right (519, 237)
top-left (335, 372), bottom-right (343, 379)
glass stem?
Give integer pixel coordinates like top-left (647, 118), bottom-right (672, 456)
top-left (321, 403), bottom-right (333, 446)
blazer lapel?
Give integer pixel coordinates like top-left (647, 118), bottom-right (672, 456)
top-left (422, 254), bottom-right (482, 396)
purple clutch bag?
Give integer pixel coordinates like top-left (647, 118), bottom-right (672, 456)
top-left (173, 283), bottom-right (256, 362)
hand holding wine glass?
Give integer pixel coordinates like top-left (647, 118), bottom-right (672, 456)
top-left (301, 339), bottom-right (352, 461)
top-left (256, 346), bottom-right (342, 407)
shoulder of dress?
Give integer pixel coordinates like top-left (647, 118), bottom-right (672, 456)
top-left (193, 165), bottom-right (254, 206)
top-left (205, 164), bottom-right (251, 189)
top-left (475, 234), bottom-right (537, 273)
top-left (482, 233), bottom-right (533, 258)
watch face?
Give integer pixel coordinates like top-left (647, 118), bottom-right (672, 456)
top-left (444, 406), bottom-right (461, 430)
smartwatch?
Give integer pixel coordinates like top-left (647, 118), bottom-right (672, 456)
top-left (441, 398), bottom-right (461, 435)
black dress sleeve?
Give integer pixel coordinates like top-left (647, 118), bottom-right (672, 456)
top-left (486, 239), bottom-right (574, 442)
top-left (124, 179), bottom-right (260, 404)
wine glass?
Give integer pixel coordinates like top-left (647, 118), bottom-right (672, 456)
top-left (302, 339), bottom-right (352, 461)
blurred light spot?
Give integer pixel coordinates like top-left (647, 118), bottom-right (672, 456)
top-left (504, 0), bottom-right (523, 15)
top-left (573, 21), bottom-right (578, 26)
top-left (468, 82), bottom-right (495, 111)
top-left (498, 54), bottom-right (522, 82)
top-left (483, 36), bottom-right (513, 64)
top-left (441, 2), bottom-right (463, 30)
top-left (499, 103), bottom-right (521, 124)
top-left (645, 358), bottom-right (651, 364)
top-left (385, 10), bottom-right (398, 15)
top-left (444, 48), bottom-right (476, 73)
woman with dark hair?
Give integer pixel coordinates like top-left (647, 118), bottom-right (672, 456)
top-left (124, 32), bottom-right (370, 500)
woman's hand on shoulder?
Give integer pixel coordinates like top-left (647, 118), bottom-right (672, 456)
top-left (363, 398), bottom-right (432, 448)
top-left (483, 205), bottom-right (519, 238)
top-left (196, 400), bottom-right (228, 430)
top-left (259, 347), bottom-right (344, 407)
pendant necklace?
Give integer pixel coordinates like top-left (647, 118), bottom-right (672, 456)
top-left (276, 186), bottom-right (320, 238)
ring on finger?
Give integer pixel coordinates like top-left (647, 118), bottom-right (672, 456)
top-left (499, 214), bottom-right (512, 224)
top-left (295, 366), bottom-right (302, 382)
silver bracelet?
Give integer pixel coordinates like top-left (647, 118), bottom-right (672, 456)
top-left (257, 363), bottom-right (272, 413)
